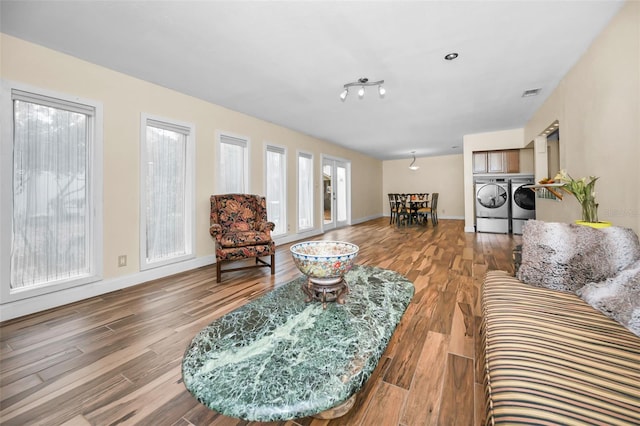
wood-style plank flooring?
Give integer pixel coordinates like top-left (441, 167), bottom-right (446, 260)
top-left (0, 218), bottom-right (520, 426)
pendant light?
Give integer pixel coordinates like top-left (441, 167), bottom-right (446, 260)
top-left (409, 151), bottom-right (419, 171)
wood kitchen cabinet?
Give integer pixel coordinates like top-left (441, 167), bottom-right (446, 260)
top-left (504, 150), bottom-right (520, 173)
top-left (473, 149), bottom-right (520, 174)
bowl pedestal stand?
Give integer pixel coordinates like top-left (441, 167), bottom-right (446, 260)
top-left (301, 277), bottom-right (349, 309)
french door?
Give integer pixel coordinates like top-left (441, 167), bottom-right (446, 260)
top-left (322, 157), bottom-right (350, 230)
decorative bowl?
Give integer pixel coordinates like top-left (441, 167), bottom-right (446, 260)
top-left (290, 241), bottom-right (359, 285)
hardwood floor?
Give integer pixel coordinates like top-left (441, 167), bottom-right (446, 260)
top-left (0, 218), bottom-right (520, 426)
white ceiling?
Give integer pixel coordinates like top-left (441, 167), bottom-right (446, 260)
top-left (0, 0), bottom-right (625, 160)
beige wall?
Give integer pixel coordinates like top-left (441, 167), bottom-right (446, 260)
top-left (0, 34), bottom-right (382, 319)
top-left (524, 1), bottom-right (640, 235)
top-left (462, 128), bottom-right (527, 231)
top-left (519, 148), bottom-right (535, 174)
top-left (382, 154), bottom-right (465, 219)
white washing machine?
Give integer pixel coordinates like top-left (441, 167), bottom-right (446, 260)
top-left (475, 177), bottom-right (510, 233)
top-left (511, 176), bottom-right (536, 234)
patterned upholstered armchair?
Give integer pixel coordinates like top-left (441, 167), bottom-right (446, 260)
top-left (210, 194), bottom-right (276, 282)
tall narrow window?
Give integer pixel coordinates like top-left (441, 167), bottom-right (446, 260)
top-left (265, 145), bottom-right (286, 236)
top-left (298, 152), bottom-right (314, 230)
top-left (218, 134), bottom-right (248, 193)
top-left (7, 88), bottom-right (102, 295)
top-left (141, 116), bottom-right (194, 269)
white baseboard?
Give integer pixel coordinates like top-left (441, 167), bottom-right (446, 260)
top-left (274, 215), bottom-right (382, 245)
top-left (441, 215), bottom-right (464, 220)
top-left (352, 213), bottom-right (383, 225)
top-left (1, 225), bottom-right (331, 321)
top-left (2, 222), bottom-right (352, 321)
top-left (2, 214), bottom-right (460, 321)
top-left (274, 229), bottom-right (324, 245)
top-left (464, 226), bottom-right (476, 233)
top-left (0, 255), bottom-right (215, 322)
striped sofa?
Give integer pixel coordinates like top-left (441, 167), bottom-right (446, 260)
top-left (481, 271), bottom-right (640, 425)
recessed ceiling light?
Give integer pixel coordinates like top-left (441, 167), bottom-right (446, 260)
top-left (444, 52), bottom-right (459, 61)
top-left (522, 88), bottom-right (542, 97)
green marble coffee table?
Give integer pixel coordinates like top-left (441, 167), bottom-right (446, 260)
top-left (181, 264), bottom-right (414, 421)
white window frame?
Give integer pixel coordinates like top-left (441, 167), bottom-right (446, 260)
top-left (264, 143), bottom-right (287, 236)
top-left (0, 80), bottom-right (103, 302)
top-left (216, 131), bottom-right (249, 194)
top-left (140, 113), bottom-right (195, 270)
top-left (297, 150), bottom-right (314, 232)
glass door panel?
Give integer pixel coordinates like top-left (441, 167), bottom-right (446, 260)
top-left (322, 157), bottom-right (349, 229)
top-left (336, 163), bottom-right (347, 226)
top-left (323, 163), bottom-right (333, 226)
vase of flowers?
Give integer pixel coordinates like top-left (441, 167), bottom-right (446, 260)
top-left (553, 170), bottom-right (610, 227)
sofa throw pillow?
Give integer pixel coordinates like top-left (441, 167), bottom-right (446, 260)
top-left (516, 221), bottom-right (640, 292)
top-left (601, 226), bottom-right (640, 272)
top-left (577, 260), bottom-right (640, 337)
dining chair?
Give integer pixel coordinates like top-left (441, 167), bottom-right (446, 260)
top-left (407, 193), bottom-right (426, 225)
top-left (396, 194), bottom-right (411, 226)
top-left (417, 193), bottom-right (439, 225)
top-left (388, 193), bottom-right (398, 225)
top-left (415, 193), bottom-right (429, 217)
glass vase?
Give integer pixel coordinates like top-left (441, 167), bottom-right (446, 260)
top-left (580, 201), bottom-right (599, 223)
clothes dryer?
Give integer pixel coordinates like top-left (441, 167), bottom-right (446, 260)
top-left (475, 177), bottom-right (510, 233)
top-left (510, 177), bottom-right (536, 234)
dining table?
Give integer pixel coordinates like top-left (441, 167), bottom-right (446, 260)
top-left (393, 193), bottom-right (429, 226)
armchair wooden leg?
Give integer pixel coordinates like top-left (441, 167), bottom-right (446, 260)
top-left (216, 255), bottom-right (275, 282)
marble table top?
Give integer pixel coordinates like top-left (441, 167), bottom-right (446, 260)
top-left (181, 264), bottom-right (414, 421)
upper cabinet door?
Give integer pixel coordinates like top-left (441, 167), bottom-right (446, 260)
top-left (473, 152), bottom-right (488, 174)
top-left (488, 151), bottom-right (505, 173)
top-left (506, 150), bottom-right (520, 173)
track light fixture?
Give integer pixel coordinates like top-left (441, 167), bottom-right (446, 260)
top-left (409, 151), bottom-right (419, 171)
top-left (340, 77), bottom-right (385, 102)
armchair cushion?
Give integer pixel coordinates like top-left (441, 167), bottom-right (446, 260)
top-left (218, 230), bottom-right (273, 248)
top-left (216, 241), bottom-right (276, 262)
